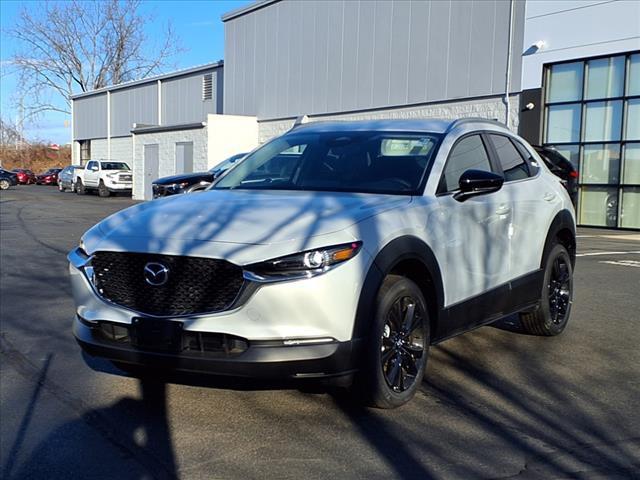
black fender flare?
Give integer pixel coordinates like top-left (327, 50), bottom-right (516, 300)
top-left (541, 210), bottom-right (576, 268)
top-left (352, 236), bottom-right (444, 340)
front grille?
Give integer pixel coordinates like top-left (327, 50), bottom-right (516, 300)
top-left (152, 184), bottom-right (167, 197)
top-left (91, 252), bottom-right (244, 316)
top-left (119, 174), bottom-right (133, 182)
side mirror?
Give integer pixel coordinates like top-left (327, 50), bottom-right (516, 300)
top-left (454, 169), bottom-right (504, 202)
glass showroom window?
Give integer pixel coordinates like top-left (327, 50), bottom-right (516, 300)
top-left (543, 51), bottom-right (640, 229)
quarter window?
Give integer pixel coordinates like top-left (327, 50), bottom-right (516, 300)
top-left (440, 135), bottom-right (492, 193)
top-left (488, 135), bottom-right (530, 182)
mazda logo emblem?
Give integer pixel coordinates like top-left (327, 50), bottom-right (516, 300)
top-left (144, 262), bottom-right (169, 286)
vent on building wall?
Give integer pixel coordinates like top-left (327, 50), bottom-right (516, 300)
top-left (202, 73), bottom-right (213, 101)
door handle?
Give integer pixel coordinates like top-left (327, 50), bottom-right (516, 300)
top-left (495, 204), bottom-right (511, 216)
top-left (544, 192), bottom-right (556, 202)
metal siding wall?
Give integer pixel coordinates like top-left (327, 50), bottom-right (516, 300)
top-left (110, 83), bottom-right (158, 137)
top-left (224, 0), bottom-right (525, 119)
top-left (447, 1), bottom-right (472, 99)
top-left (426, 0), bottom-right (450, 101)
top-left (371, 1), bottom-right (392, 107)
top-left (389, 1), bottom-right (411, 105)
top-left (311, 0), bottom-right (329, 114)
top-left (510, 0), bottom-right (525, 93)
top-left (469, 0), bottom-right (496, 97)
top-left (356, 1), bottom-right (376, 108)
top-left (407, 1), bottom-right (430, 104)
top-left (161, 69), bottom-right (220, 124)
top-left (73, 94), bottom-right (107, 139)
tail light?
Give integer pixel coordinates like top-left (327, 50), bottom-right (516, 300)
top-left (569, 171), bottom-right (579, 179)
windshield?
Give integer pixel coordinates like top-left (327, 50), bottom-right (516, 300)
top-left (101, 162), bottom-right (130, 171)
top-left (214, 131), bottom-right (440, 195)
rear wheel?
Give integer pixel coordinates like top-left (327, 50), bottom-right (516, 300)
top-left (0, 179), bottom-right (10, 190)
top-left (520, 243), bottom-right (573, 336)
top-left (356, 275), bottom-right (430, 408)
top-left (58, 183), bottom-right (64, 192)
top-left (98, 180), bottom-right (110, 197)
top-left (76, 179), bottom-right (86, 195)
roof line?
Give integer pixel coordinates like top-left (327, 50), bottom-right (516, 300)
top-left (221, 0), bottom-right (280, 22)
top-left (71, 61), bottom-right (223, 99)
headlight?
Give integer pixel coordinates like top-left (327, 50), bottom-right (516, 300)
top-left (243, 241), bottom-right (362, 282)
top-left (169, 181), bottom-right (190, 192)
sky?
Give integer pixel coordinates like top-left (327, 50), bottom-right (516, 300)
top-left (0, 0), bottom-right (251, 144)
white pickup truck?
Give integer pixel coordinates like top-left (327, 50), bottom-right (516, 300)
top-left (76, 160), bottom-right (133, 197)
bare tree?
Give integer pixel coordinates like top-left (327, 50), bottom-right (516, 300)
top-left (6, 0), bottom-right (182, 119)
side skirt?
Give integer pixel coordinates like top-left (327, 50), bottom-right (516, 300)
top-left (432, 269), bottom-right (543, 343)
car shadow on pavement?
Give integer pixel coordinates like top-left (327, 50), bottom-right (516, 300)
top-left (8, 377), bottom-right (179, 480)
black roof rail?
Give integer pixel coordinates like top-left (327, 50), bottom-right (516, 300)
top-left (444, 117), bottom-right (507, 135)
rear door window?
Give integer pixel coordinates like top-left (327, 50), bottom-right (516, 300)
top-left (488, 134), bottom-right (530, 182)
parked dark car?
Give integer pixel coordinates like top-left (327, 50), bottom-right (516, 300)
top-left (0, 168), bottom-right (18, 190)
top-left (12, 168), bottom-right (37, 184)
top-left (534, 146), bottom-right (578, 207)
top-left (152, 152), bottom-right (247, 199)
top-left (36, 168), bottom-right (62, 185)
top-left (58, 165), bottom-right (82, 192)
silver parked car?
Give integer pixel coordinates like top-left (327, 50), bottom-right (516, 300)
top-left (58, 165), bottom-right (83, 192)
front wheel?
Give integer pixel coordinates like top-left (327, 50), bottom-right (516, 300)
top-left (0, 179), bottom-right (10, 190)
top-left (98, 180), bottom-right (110, 197)
top-left (356, 275), bottom-right (430, 408)
top-left (520, 243), bottom-right (573, 336)
top-left (58, 183), bottom-right (64, 192)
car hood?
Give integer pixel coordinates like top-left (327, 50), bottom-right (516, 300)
top-left (84, 189), bottom-right (411, 261)
top-left (153, 172), bottom-right (211, 185)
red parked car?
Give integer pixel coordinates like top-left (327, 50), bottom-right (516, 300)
top-left (36, 168), bottom-right (62, 185)
top-left (12, 168), bottom-right (37, 184)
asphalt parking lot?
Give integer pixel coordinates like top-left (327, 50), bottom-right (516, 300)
top-left (1, 185), bottom-right (639, 480)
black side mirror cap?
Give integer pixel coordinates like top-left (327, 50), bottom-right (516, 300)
top-left (454, 169), bottom-right (504, 202)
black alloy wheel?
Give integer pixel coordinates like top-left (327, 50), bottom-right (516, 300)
top-left (520, 243), bottom-right (573, 336)
top-left (548, 255), bottom-right (571, 325)
top-left (381, 296), bottom-right (425, 393)
top-left (357, 275), bottom-right (430, 408)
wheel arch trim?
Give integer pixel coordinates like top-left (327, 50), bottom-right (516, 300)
top-left (542, 210), bottom-right (576, 268)
top-left (352, 236), bottom-right (444, 340)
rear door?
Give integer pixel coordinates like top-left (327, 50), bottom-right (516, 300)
top-left (485, 134), bottom-right (554, 279)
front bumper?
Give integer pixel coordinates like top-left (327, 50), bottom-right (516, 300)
top-left (69, 244), bottom-right (371, 377)
top-left (105, 180), bottom-right (133, 192)
top-left (74, 316), bottom-right (362, 378)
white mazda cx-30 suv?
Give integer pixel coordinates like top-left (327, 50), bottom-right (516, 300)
top-left (69, 118), bottom-right (576, 408)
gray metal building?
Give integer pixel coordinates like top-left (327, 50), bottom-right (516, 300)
top-left (70, 62), bottom-right (255, 200)
top-left (222, 0), bottom-right (525, 141)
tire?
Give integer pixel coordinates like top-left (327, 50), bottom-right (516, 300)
top-left (0, 179), bottom-right (10, 190)
top-left (98, 180), bottom-right (110, 197)
top-left (520, 243), bottom-right (573, 336)
top-left (76, 179), bottom-right (86, 195)
top-left (58, 183), bottom-right (64, 192)
top-left (356, 275), bottom-right (430, 408)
